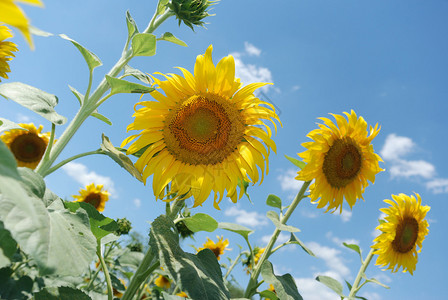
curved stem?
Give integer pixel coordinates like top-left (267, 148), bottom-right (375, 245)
top-left (41, 123), bottom-right (56, 165)
top-left (244, 180), bottom-right (312, 298)
top-left (85, 69), bottom-right (94, 100)
top-left (97, 243), bottom-right (113, 300)
top-left (348, 248), bottom-right (375, 299)
top-left (224, 252), bottom-right (243, 280)
top-left (42, 149), bottom-right (105, 177)
top-left (143, 10), bottom-right (175, 34)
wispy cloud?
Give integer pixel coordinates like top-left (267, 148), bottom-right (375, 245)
top-left (326, 232), bottom-right (359, 248)
top-left (16, 113), bottom-right (32, 123)
top-left (380, 134), bottom-right (415, 161)
top-left (307, 241), bottom-right (351, 279)
top-left (277, 169), bottom-right (302, 192)
top-left (426, 178), bottom-right (448, 194)
top-left (340, 209), bottom-right (352, 222)
top-left (295, 276), bottom-right (340, 300)
top-left (62, 162), bottom-right (117, 197)
top-left (133, 198), bottom-right (141, 208)
top-left (224, 206), bottom-right (268, 228)
top-left (244, 41), bottom-right (261, 56)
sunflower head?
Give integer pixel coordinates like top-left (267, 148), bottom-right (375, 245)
top-left (154, 274), bottom-right (171, 289)
top-left (372, 193), bottom-right (430, 275)
top-left (167, 0), bottom-right (217, 30)
top-left (72, 183), bottom-right (110, 212)
top-left (122, 45), bottom-right (280, 209)
top-left (0, 26), bottom-right (18, 81)
top-left (197, 235), bottom-right (229, 260)
top-left (0, 123), bottom-right (51, 169)
top-left (296, 110), bottom-right (383, 213)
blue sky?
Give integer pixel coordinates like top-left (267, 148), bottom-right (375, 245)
top-left (3, 0), bottom-right (448, 299)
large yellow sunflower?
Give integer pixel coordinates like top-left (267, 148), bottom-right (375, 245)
top-left (296, 110), bottom-right (383, 213)
top-left (0, 123), bottom-right (50, 169)
top-left (0, 0), bottom-right (43, 48)
top-left (72, 183), bottom-right (110, 212)
top-left (0, 25), bottom-right (17, 81)
top-left (198, 236), bottom-right (229, 260)
top-left (122, 45), bottom-right (280, 209)
top-left (372, 193), bottom-right (430, 275)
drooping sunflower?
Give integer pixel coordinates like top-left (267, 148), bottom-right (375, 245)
top-left (0, 123), bottom-right (50, 169)
top-left (122, 45), bottom-right (280, 209)
top-left (372, 193), bottom-right (430, 275)
top-left (72, 183), bottom-right (110, 212)
top-left (0, 0), bottom-right (43, 48)
top-left (0, 25), bottom-right (17, 81)
top-left (296, 110), bottom-right (383, 213)
top-left (198, 236), bottom-right (229, 260)
top-left (154, 275), bottom-right (171, 289)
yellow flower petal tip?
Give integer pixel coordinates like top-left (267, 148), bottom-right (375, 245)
top-left (0, 26), bottom-right (18, 81)
top-left (122, 45), bottom-right (280, 209)
top-left (198, 236), bottom-right (229, 260)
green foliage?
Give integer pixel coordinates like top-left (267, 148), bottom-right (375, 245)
top-left (183, 213), bottom-right (218, 233)
top-left (0, 118), bottom-right (24, 133)
top-left (343, 242), bottom-right (363, 261)
top-left (0, 82), bottom-right (67, 125)
top-left (284, 154), bottom-right (306, 170)
top-left (260, 261), bottom-right (303, 300)
top-left (68, 85), bottom-right (84, 105)
top-left (0, 267), bottom-right (33, 300)
top-left (60, 34), bottom-right (102, 72)
top-left (266, 194), bottom-right (282, 210)
top-left (131, 33), bottom-right (157, 57)
top-left (149, 215), bottom-right (230, 299)
top-left (315, 275), bottom-right (344, 297)
top-left (0, 222), bottom-right (17, 268)
top-left (288, 233), bottom-right (315, 257)
top-left (167, 0), bottom-right (217, 31)
top-left (90, 111), bottom-right (112, 125)
top-left (266, 211), bottom-right (301, 233)
top-left (126, 11), bottom-right (139, 40)
top-left (158, 32), bottom-right (187, 47)
top-left (122, 65), bottom-right (153, 85)
top-left (34, 286), bottom-right (91, 300)
top-left (18, 167), bottom-right (46, 199)
top-left (218, 222), bottom-right (253, 240)
top-left (105, 75), bottom-right (154, 95)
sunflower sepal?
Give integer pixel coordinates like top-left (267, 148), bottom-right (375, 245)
top-left (60, 34), bottom-right (102, 72)
top-left (105, 75), bottom-right (154, 95)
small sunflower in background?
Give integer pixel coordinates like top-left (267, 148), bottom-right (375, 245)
top-left (176, 291), bottom-right (188, 298)
top-left (154, 274), bottom-right (171, 289)
top-left (122, 45), bottom-right (280, 209)
top-left (243, 246), bottom-right (265, 273)
top-left (372, 193), bottom-right (430, 275)
top-left (0, 25), bottom-right (17, 81)
top-left (1, 123), bottom-right (50, 169)
top-left (296, 110), bottom-right (383, 213)
top-left (73, 183), bottom-right (110, 212)
top-left (198, 236), bottom-right (229, 260)
top-left (0, 0), bottom-right (44, 48)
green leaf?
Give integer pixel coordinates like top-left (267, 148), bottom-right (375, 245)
top-left (158, 32), bottom-right (187, 47)
top-left (266, 211), bottom-right (300, 233)
top-left (149, 215), bottom-right (230, 299)
top-left (125, 11), bottom-right (139, 39)
top-left (315, 275), bottom-right (344, 297)
top-left (266, 194), bottom-right (282, 209)
top-left (91, 112), bottom-right (112, 125)
top-left (34, 286), bottom-right (92, 300)
top-left (218, 222), bottom-right (253, 240)
top-left (260, 261), bottom-right (303, 300)
top-left (259, 290), bottom-right (279, 300)
top-left (0, 140), bottom-right (21, 181)
top-left (285, 155), bottom-right (306, 170)
top-left (0, 118), bottom-right (24, 133)
top-left (183, 213), bottom-right (218, 233)
top-left (41, 188), bottom-right (61, 207)
top-left (0, 267), bottom-right (33, 300)
top-left (0, 82), bottom-right (67, 125)
top-left (60, 34), bottom-right (102, 71)
top-left (343, 242), bottom-right (362, 259)
top-left (122, 65), bottom-right (153, 85)
top-left (288, 233), bottom-right (315, 256)
top-left (156, 0), bottom-right (169, 15)
top-left (100, 134), bottom-right (143, 182)
top-left (105, 75), bottom-right (154, 95)
top-left (364, 277), bottom-right (390, 289)
top-left (65, 201), bottom-right (118, 242)
top-left (117, 249), bottom-right (144, 269)
top-left (131, 33), bottom-right (157, 57)
top-left (238, 178), bottom-right (252, 203)
top-left (68, 85), bottom-right (84, 106)
top-left (18, 167), bottom-right (46, 199)
top-left (0, 221), bottom-right (17, 268)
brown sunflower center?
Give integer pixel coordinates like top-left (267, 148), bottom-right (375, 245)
top-left (164, 94), bottom-right (245, 165)
top-left (392, 217), bottom-right (419, 253)
top-left (208, 246), bottom-right (222, 259)
top-left (322, 137), bottom-right (362, 188)
top-left (83, 193), bottom-right (102, 209)
top-left (9, 133), bottom-right (47, 163)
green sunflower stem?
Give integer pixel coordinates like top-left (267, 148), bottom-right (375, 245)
top-left (224, 252), bottom-right (243, 280)
top-left (97, 243), bottom-right (113, 300)
top-left (244, 180), bottom-right (312, 298)
top-left (347, 248), bottom-right (375, 299)
top-left (43, 149), bottom-right (105, 177)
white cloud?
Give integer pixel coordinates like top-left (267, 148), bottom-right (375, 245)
top-left (16, 113), bottom-right (31, 123)
top-left (362, 292), bottom-right (383, 300)
top-left (62, 162), bottom-right (117, 197)
top-left (233, 56), bottom-right (273, 89)
top-left (340, 209), bottom-right (352, 222)
top-left (389, 160), bottom-right (435, 179)
top-left (133, 198), bottom-right (141, 208)
top-left (307, 241), bottom-right (350, 278)
top-left (380, 134), bottom-right (415, 161)
top-left (224, 206), bottom-right (268, 228)
top-left (327, 232), bottom-right (359, 248)
top-left (426, 178), bottom-right (448, 194)
top-left (277, 169), bottom-right (302, 192)
top-left (244, 41), bottom-right (261, 56)
top-left (295, 276), bottom-right (340, 300)
top-left (291, 85), bottom-right (301, 92)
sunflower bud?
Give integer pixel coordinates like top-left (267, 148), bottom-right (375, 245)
top-left (167, 0), bottom-right (217, 30)
top-left (116, 218), bottom-right (132, 235)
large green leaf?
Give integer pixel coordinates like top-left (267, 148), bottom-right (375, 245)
top-left (105, 76), bottom-right (154, 95)
top-left (0, 118), bottom-right (24, 133)
top-left (0, 267), bottom-right (33, 300)
top-left (60, 34), bottom-right (102, 71)
top-left (0, 82), bottom-right (67, 125)
top-left (18, 167), bottom-right (46, 199)
top-left (149, 215), bottom-right (230, 300)
top-left (131, 33), bottom-right (157, 57)
top-left (218, 222), bottom-right (253, 240)
top-left (260, 261), bottom-right (303, 300)
top-left (34, 286), bottom-right (92, 300)
top-left (183, 213), bottom-right (218, 233)
top-left (0, 222), bottom-right (17, 268)
top-left (100, 134), bottom-right (143, 182)
top-left (315, 275), bottom-right (344, 297)
top-left (266, 211), bottom-right (300, 233)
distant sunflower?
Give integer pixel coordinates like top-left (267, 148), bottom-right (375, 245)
top-left (176, 291), bottom-right (188, 298)
top-left (122, 45), bottom-right (280, 209)
top-left (296, 110), bottom-right (383, 212)
top-left (0, 0), bottom-right (43, 48)
top-left (0, 123), bottom-right (50, 169)
top-left (244, 246), bottom-right (265, 273)
top-left (372, 193), bottom-right (430, 275)
top-left (198, 236), bottom-right (229, 260)
top-left (73, 183), bottom-right (110, 212)
top-left (154, 275), bottom-right (171, 289)
top-left (0, 25), bottom-right (17, 81)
